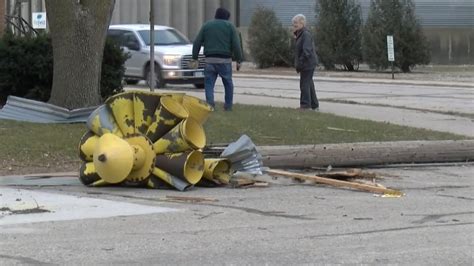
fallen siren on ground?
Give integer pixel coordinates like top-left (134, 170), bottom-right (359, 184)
top-left (220, 134), bottom-right (264, 175)
top-left (78, 91), bottom-right (235, 191)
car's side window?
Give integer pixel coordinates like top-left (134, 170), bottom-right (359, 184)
top-left (122, 32), bottom-right (140, 50)
top-left (107, 30), bottom-right (140, 51)
top-left (107, 30), bottom-right (124, 46)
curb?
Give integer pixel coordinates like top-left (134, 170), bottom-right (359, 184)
top-left (234, 73), bottom-right (474, 89)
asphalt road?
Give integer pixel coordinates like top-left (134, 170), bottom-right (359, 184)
top-left (1, 164), bottom-right (473, 264)
top-left (1, 76), bottom-right (473, 265)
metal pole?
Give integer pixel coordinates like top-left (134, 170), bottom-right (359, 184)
top-left (28, 0), bottom-right (32, 24)
top-left (391, 62), bottom-right (394, 80)
top-left (236, 0), bottom-right (241, 27)
top-left (149, 0), bottom-right (155, 91)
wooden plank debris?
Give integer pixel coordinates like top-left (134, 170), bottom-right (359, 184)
top-left (265, 169), bottom-right (403, 196)
top-left (230, 177), bottom-right (269, 188)
top-left (164, 195), bottom-right (218, 203)
top-left (317, 169), bottom-right (379, 180)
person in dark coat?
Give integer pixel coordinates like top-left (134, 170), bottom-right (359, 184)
top-left (292, 14), bottom-right (319, 110)
top-left (192, 7), bottom-right (243, 111)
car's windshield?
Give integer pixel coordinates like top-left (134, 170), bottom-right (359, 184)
top-left (138, 29), bottom-right (189, 45)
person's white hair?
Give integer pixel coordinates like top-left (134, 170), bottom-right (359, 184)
top-left (292, 14), bottom-right (306, 26)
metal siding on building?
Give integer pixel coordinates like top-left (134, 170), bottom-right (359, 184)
top-left (413, 0), bottom-right (474, 27)
top-left (110, 0), bottom-right (238, 40)
top-left (5, 0), bottom-right (472, 29)
top-left (240, 0), bottom-right (474, 27)
top-left (240, 0), bottom-right (316, 26)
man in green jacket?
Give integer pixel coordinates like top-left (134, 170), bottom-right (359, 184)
top-left (192, 7), bottom-right (243, 111)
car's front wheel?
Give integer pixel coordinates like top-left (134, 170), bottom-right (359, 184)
top-left (145, 64), bottom-right (165, 88)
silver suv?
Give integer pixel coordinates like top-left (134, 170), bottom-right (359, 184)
top-left (108, 24), bottom-right (205, 88)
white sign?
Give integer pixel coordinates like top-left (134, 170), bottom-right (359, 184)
top-left (387, 35), bottom-right (395, 62)
top-left (32, 12), bottom-right (47, 29)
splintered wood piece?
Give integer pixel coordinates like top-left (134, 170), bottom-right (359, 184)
top-left (230, 177), bottom-right (269, 188)
top-left (230, 177), bottom-right (256, 187)
top-left (165, 195), bottom-right (218, 203)
top-left (266, 169), bottom-right (402, 196)
top-left (318, 169), bottom-right (379, 180)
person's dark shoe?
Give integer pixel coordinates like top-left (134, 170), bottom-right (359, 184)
top-left (224, 106), bottom-right (232, 111)
top-left (312, 107), bottom-right (319, 111)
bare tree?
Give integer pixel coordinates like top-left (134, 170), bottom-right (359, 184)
top-left (0, 0), bottom-right (5, 35)
top-left (45, 0), bottom-right (115, 109)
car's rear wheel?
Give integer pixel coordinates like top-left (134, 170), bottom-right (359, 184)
top-left (194, 83), bottom-right (205, 89)
top-left (124, 79), bottom-right (139, 85)
top-left (145, 64), bottom-right (165, 88)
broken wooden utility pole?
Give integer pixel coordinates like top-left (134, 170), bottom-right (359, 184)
top-left (259, 140), bottom-right (474, 169)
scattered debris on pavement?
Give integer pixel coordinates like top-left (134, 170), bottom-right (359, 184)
top-left (164, 195), bottom-right (218, 203)
top-left (265, 168), bottom-right (403, 196)
top-left (230, 176), bottom-right (269, 188)
top-left (316, 168), bottom-right (379, 180)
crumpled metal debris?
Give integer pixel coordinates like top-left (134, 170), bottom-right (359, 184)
top-left (0, 96), bottom-right (95, 123)
top-left (221, 134), bottom-right (264, 175)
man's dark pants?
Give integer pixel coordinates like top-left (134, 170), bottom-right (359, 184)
top-left (204, 63), bottom-right (233, 110)
top-left (299, 68), bottom-right (319, 109)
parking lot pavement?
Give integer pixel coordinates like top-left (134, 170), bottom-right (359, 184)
top-left (1, 164), bottom-right (473, 264)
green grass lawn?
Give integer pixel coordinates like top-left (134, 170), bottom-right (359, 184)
top-left (0, 103), bottom-right (465, 175)
top-left (204, 104), bottom-right (465, 145)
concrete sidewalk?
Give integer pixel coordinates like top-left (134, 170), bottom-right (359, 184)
top-left (234, 73), bottom-right (474, 88)
top-left (231, 93), bottom-right (474, 137)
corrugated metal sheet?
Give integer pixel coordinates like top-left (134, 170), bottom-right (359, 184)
top-left (8, 0), bottom-right (473, 30)
top-left (410, 0), bottom-right (474, 27)
top-left (110, 0), bottom-right (238, 40)
top-left (240, 0), bottom-right (316, 27)
top-left (0, 96), bottom-right (96, 123)
top-left (240, 0), bottom-right (474, 27)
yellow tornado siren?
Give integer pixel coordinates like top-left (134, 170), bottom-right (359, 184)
top-left (78, 91), bottom-right (231, 191)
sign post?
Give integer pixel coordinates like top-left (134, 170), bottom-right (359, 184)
top-left (149, 0), bottom-right (155, 91)
top-left (387, 35), bottom-right (395, 79)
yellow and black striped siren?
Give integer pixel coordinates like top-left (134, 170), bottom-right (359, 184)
top-left (105, 92), bottom-right (136, 137)
top-left (77, 91), bottom-right (215, 191)
top-left (133, 91), bottom-right (162, 133)
top-left (93, 133), bottom-right (135, 184)
top-left (79, 131), bottom-right (99, 161)
top-left (203, 158), bottom-right (232, 185)
top-left (146, 96), bottom-right (189, 142)
top-left (155, 150), bottom-right (205, 185)
top-left (150, 167), bottom-right (193, 191)
top-left (87, 105), bottom-right (123, 137)
top-left (153, 118), bottom-right (206, 154)
top-left (182, 95), bottom-right (214, 124)
top-left (79, 162), bottom-right (101, 186)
